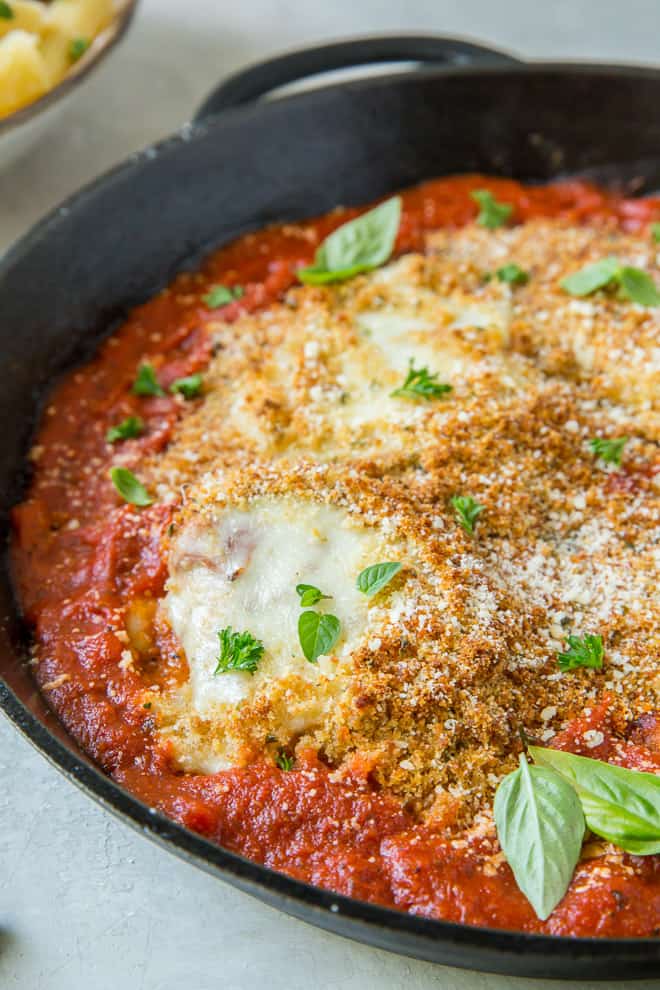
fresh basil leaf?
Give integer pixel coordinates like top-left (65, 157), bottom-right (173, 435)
top-left (170, 373), bottom-right (203, 399)
top-left (296, 583), bottom-right (332, 607)
top-left (470, 190), bottom-right (512, 229)
top-left (496, 263), bottom-right (529, 285)
top-left (69, 37), bottom-right (90, 62)
top-left (530, 746), bottom-right (660, 855)
top-left (494, 753), bottom-right (585, 920)
top-left (109, 467), bottom-right (153, 507)
top-left (356, 562), bottom-right (402, 598)
top-left (204, 284), bottom-right (244, 308)
top-left (0, 2), bottom-right (14, 19)
top-left (298, 611), bottom-right (341, 663)
top-left (561, 257), bottom-right (659, 306)
top-left (297, 197), bottom-right (401, 285)
top-left (106, 416), bottom-right (144, 444)
top-left (561, 257), bottom-right (620, 297)
top-left (132, 363), bottom-right (165, 397)
top-left (619, 266), bottom-right (660, 306)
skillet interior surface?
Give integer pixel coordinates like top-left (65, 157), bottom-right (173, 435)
top-left (2, 62), bottom-right (660, 977)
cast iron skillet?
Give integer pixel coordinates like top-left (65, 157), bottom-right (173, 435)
top-left (2, 35), bottom-right (660, 979)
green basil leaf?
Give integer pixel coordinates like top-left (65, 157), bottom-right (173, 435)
top-left (297, 197), bottom-right (401, 285)
top-left (618, 266), bottom-right (660, 306)
top-left (0, 3), bottom-right (14, 19)
top-left (109, 467), bottom-right (153, 507)
top-left (298, 611), bottom-right (341, 663)
top-left (296, 583), bottom-right (332, 607)
top-left (470, 190), bottom-right (512, 229)
top-left (204, 284), bottom-right (244, 308)
top-left (132, 363), bottom-right (165, 397)
top-left (170, 373), bottom-right (203, 399)
top-left (106, 416), bottom-right (144, 444)
top-left (560, 257), bottom-right (620, 296)
top-left (530, 746), bottom-right (660, 855)
top-left (356, 562), bottom-right (402, 598)
top-left (494, 753), bottom-right (585, 920)
top-left (496, 263), bottom-right (529, 285)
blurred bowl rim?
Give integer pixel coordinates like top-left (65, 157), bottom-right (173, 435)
top-left (0, 0), bottom-right (139, 137)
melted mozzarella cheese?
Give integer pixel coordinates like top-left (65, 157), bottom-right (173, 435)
top-left (331, 264), bottom-right (511, 435)
top-left (163, 497), bottom-right (386, 770)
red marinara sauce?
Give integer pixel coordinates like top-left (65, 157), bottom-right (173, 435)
top-left (11, 175), bottom-right (660, 936)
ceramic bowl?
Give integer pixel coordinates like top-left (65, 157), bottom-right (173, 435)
top-left (0, 0), bottom-right (139, 170)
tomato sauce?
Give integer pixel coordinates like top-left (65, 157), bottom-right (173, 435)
top-left (11, 175), bottom-right (660, 935)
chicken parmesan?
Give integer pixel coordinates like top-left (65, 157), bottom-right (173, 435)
top-left (11, 175), bottom-right (660, 935)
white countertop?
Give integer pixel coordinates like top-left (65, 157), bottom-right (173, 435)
top-left (1, 1), bottom-right (659, 987)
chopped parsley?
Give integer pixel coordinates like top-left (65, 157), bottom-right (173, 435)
top-left (0, 3), bottom-right (14, 19)
top-left (451, 494), bottom-right (485, 534)
top-left (557, 633), bottom-right (604, 672)
top-left (275, 751), bottom-right (294, 771)
top-left (203, 284), bottom-right (244, 308)
top-left (109, 467), bottom-right (153, 507)
top-left (170, 374), bottom-right (203, 399)
top-left (106, 416), bottom-right (144, 444)
top-left (132, 363), bottom-right (165, 397)
top-left (589, 436), bottom-right (627, 466)
top-left (391, 360), bottom-right (452, 401)
top-left (296, 583), bottom-right (332, 608)
top-left (214, 626), bottom-right (264, 675)
top-left (496, 263), bottom-right (529, 285)
top-left (69, 37), bottom-right (90, 62)
top-left (471, 189), bottom-right (512, 229)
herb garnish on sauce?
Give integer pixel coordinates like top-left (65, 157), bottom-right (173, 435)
top-left (471, 190), bottom-right (513, 229)
top-left (132, 363), bottom-right (165, 397)
top-left (106, 416), bottom-right (144, 444)
top-left (204, 285), bottom-right (244, 308)
top-left (109, 467), bottom-right (153, 507)
top-left (297, 197), bottom-right (401, 285)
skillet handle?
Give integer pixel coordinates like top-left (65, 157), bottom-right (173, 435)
top-left (194, 35), bottom-right (520, 120)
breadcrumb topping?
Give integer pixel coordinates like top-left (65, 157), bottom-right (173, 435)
top-left (145, 219), bottom-right (659, 830)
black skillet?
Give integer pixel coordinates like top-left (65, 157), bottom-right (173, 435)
top-left (2, 36), bottom-right (660, 979)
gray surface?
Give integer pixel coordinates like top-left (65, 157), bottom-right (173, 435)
top-left (2, 1), bottom-right (660, 986)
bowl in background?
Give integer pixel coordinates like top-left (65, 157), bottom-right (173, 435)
top-left (0, 0), bottom-right (139, 170)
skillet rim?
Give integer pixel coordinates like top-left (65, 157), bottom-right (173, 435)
top-left (3, 56), bottom-right (660, 976)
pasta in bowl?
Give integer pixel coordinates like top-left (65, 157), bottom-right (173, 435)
top-left (0, 0), bottom-right (137, 165)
